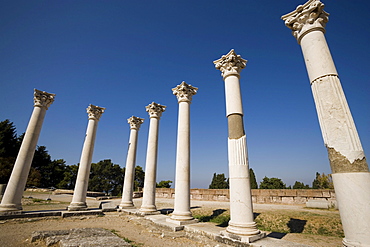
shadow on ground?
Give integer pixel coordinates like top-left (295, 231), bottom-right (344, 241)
top-left (287, 218), bottom-right (307, 233)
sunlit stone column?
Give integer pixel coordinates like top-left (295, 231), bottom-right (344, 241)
top-left (139, 102), bottom-right (166, 215)
top-left (214, 50), bottom-right (264, 242)
top-left (68, 104), bottom-right (105, 211)
top-left (282, 1), bottom-right (370, 246)
top-left (167, 81), bottom-right (198, 225)
top-left (119, 116), bottom-right (144, 209)
top-left (0, 89), bottom-right (55, 212)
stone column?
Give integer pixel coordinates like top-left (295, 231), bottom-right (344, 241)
top-left (68, 104), bottom-right (105, 211)
top-left (0, 89), bottom-right (55, 212)
top-left (167, 81), bottom-right (198, 225)
top-left (139, 102), bottom-right (166, 215)
top-left (282, 1), bottom-right (370, 246)
top-left (119, 116), bottom-right (144, 209)
top-left (214, 50), bottom-right (264, 243)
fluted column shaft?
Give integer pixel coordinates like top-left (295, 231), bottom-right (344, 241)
top-left (214, 50), bottom-right (263, 242)
top-left (169, 82), bottom-right (198, 223)
top-left (139, 102), bottom-right (166, 215)
top-left (282, 1), bottom-right (369, 246)
top-left (68, 104), bottom-right (105, 211)
top-left (119, 116), bottom-right (144, 209)
top-left (0, 89), bottom-right (55, 212)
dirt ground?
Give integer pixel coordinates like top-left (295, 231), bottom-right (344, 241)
top-left (0, 193), bottom-right (343, 247)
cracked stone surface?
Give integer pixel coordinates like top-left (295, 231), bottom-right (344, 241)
top-left (32, 228), bottom-right (131, 246)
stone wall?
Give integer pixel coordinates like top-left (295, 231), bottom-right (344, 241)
top-left (155, 188), bottom-right (336, 205)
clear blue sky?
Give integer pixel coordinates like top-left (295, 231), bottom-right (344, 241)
top-left (1, 0), bottom-right (369, 189)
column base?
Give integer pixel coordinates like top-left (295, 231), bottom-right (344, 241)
top-left (170, 211), bottom-right (195, 221)
top-left (0, 203), bottom-right (22, 212)
top-left (220, 230), bottom-right (266, 243)
top-left (68, 202), bottom-right (88, 211)
top-left (166, 217), bottom-right (198, 225)
top-left (118, 205), bottom-right (135, 210)
top-left (226, 221), bottom-right (261, 236)
top-left (138, 205), bottom-right (160, 215)
top-left (118, 201), bottom-right (135, 209)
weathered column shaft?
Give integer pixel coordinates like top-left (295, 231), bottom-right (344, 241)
top-left (282, 1), bottom-right (369, 246)
top-left (68, 104), bottom-right (105, 211)
top-left (119, 116), bottom-right (144, 209)
top-left (0, 89), bottom-right (55, 212)
top-left (214, 50), bottom-right (263, 242)
top-left (169, 81), bottom-right (198, 223)
top-left (172, 101), bottom-right (191, 218)
top-left (70, 119), bottom-right (98, 206)
top-left (139, 102), bottom-right (166, 214)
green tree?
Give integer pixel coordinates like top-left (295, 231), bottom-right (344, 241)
top-left (250, 168), bottom-right (258, 189)
top-left (156, 180), bottom-right (172, 188)
top-left (134, 166), bottom-right (145, 191)
top-left (0, 119), bottom-right (18, 158)
top-left (88, 159), bottom-right (124, 196)
top-left (57, 164), bottom-right (79, 189)
top-left (312, 172), bottom-right (334, 189)
top-left (0, 120), bottom-right (19, 183)
top-left (27, 146), bottom-right (52, 188)
top-left (0, 157), bottom-right (15, 184)
top-left (259, 176), bottom-right (286, 189)
top-left (209, 173), bottom-right (229, 189)
top-left (292, 181), bottom-right (310, 189)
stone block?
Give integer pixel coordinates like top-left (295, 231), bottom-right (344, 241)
top-left (281, 196), bottom-right (294, 204)
top-left (321, 190), bottom-right (331, 198)
top-left (296, 189), bottom-right (310, 197)
top-left (306, 190), bottom-right (323, 198)
top-left (294, 196), bottom-right (307, 204)
top-left (284, 190), bottom-right (297, 196)
top-left (306, 199), bottom-right (329, 209)
top-left (269, 190), bottom-right (280, 196)
top-left (259, 190), bottom-right (271, 196)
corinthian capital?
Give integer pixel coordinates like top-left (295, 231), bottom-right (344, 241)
top-left (213, 49), bottom-right (247, 79)
top-left (172, 81), bottom-right (198, 103)
top-left (87, 104), bottom-right (105, 121)
top-left (282, 0), bottom-right (329, 43)
top-left (127, 116), bottom-right (144, 130)
top-left (146, 102), bottom-right (166, 118)
top-left (33, 89), bottom-right (55, 109)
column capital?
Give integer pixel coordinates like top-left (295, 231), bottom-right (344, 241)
top-left (172, 81), bottom-right (198, 103)
top-left (213, 49), bottom-right (247, 79)
top-left (282, 0), bottom-right (329, 43)
top-left (87, 104), bottom-right (105, 121)
top-left (33, 89), bottom-right (55, 109)
top-left (127, 116), bottom-right (144, 130)
top-left (146, 102), bottom-right (166, 119)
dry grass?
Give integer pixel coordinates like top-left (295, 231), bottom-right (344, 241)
top-left (191, 206), bottom-right (344, 238)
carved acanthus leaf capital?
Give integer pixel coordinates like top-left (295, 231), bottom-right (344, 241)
top-left (33, 89), bottom-right (55, 109)
top-left (282, 0), bottom-right (329, 43)
top-left (127, 116), bottom-right (144, 130)
top-left (87, 104), bottom-right (105, 121)
top-left (146, 102), bottom-right (166, 118)
top-left (213, 49), bottom-right (247, 78)
top-left (172, 81), bottom-right (198, 103)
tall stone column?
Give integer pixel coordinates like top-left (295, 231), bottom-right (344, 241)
top-left (139, 102), bottom-right (166, 215)
top-left (119, 116), bottom-right (144, 209)
top-left (167, 81), bottom-right (198, 225)
top-left (282, 1), bottom-right (370, 246)
top-left (214, 50), bottom-right (264, 243)
top-left (68, 104), bottom-right (105, 211)
top-left (0, 89), bottom-right (55, 212)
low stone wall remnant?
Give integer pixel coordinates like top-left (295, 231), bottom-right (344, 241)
top-left (155, 188), bottom-right (336, 205)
